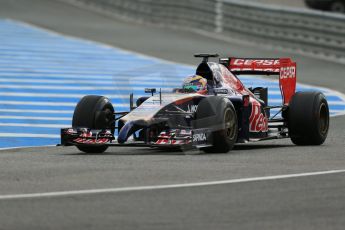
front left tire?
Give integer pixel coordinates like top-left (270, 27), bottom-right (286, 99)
top-left (72, 95), bottom-right (114, 153)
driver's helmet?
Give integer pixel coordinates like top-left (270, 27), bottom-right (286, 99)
top-left (182, 75), bottom-right (207, 93)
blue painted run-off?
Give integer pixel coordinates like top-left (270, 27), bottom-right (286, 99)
top-left (0, 19), bottom-right (344, 149)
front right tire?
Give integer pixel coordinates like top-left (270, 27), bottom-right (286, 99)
top-left (193, 96), bottom-right (238, 153)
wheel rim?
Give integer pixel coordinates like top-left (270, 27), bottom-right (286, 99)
top-left (319, 103), bottom-right (329, 135)
top-left (103, 108), bottom-right (114, 130)
top-left (224, 109), bottom-right (236, 140)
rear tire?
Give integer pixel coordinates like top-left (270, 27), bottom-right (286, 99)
top-left (288, 92), bottom-right (329, 145)
top-left (194, 96), bottom-right (238, 153)
top-left (72, 95), bottom-right (114, 153)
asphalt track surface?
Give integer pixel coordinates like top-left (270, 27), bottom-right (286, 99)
top-left (0, 0), bottom-right (345, 229)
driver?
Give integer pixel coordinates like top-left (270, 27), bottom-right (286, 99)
top-left (182, 75), bottom-right (208, 94)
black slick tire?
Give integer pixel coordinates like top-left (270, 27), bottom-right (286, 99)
top-left (288, 91), bottom-right (329, 145)
top-left (194, 96), bottom-right (238, 153)
top-left (72, 95), bottom-right (114, 153)
top-left (330, 1), bottom-right (345, 12)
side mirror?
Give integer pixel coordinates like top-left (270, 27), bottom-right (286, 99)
top-left (145, 88), bottom-right (156, 96)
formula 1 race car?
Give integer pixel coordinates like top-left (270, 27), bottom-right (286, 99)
top-left (60, 54), bottom-right (330, 153)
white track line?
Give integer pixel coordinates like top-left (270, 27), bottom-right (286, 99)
top-left (0, 84), bottom-right (173, 91)
top-left (0, 133), bottom-right (59, 138)
top-left (0, 145), bottom-right (56, 151)
top-left (0, 100), bottom-right (77, 106)
top-left (0, 116), bottom-right (70, 121)
top-left (327, 101), bottom-right (345, 105)
top-left (7, 18), bottom-right (345, 105)
top-left (0, 72), bottom-right (184, 82)
top-left (0, 92), bottom-right (129, 98)
top-left (0, 169), bottom-right (344, 200)
top-left (0, 79), bottom-right (180, 86)
top-left (0, 84), bottom-right (338, 97)
top-left (0, 109), bottom-right (73, 114)
top-left (0, 101), bottom-right (128, 107)
top-left (0, 123), bottom-right (66, 128)
top-left (6, 18), bottom-right (193, 67)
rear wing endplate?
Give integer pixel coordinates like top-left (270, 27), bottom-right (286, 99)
top-left (220, 58), bottom-right (297, 105)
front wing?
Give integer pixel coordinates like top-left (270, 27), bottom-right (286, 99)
top-left (60, 128), bottom-right (213, 148)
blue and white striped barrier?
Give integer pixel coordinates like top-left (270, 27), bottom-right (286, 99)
top-left (1, 19), bottom-right (344, 149)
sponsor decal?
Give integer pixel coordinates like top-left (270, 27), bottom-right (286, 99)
top-left (73, 138), bottom-right (109, 144)
top-left (187, 104), bottom-right (198, 113)
top-left (155, 139), bottom-right (190, 145)
top-left (66, 128), bottom-right (77, 134)
top-left (280, 66), bottom-right (296, 79)
top-left (249, 100), bottom-right (268, 132)
top-left (231, 68), bottom-right (280, 72)
top-left (155, 129), bottom-right (192, 145)
top-left (193, 133), bottom-right (207, 142)
top-left (214, 88), bottom-right (229, 94)
top-left (81, 130), bottom-right (92, 137)
top-left (230, 59), bottom-right (281, 72)
top-left (232, 59), bottom-right (280, 66)
top-left (179, 129), bottom-right (192, 135)
top-left (279, 63), bottom-right (297, 105)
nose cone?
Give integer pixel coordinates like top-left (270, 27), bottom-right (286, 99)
top-left (117, 121), bottom-right (135, 144)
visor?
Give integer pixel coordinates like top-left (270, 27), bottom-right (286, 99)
top-left (183, 85), bottom-right (199, 92)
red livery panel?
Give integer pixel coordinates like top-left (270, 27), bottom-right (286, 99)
top-left (227, 57), bottom-right (297, 105)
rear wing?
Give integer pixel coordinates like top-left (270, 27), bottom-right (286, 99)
top-left (220, 57), bottom-right (297, 105)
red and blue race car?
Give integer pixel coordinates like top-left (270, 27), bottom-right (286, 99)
top-left (60, 54), bottom-right (329, 153)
